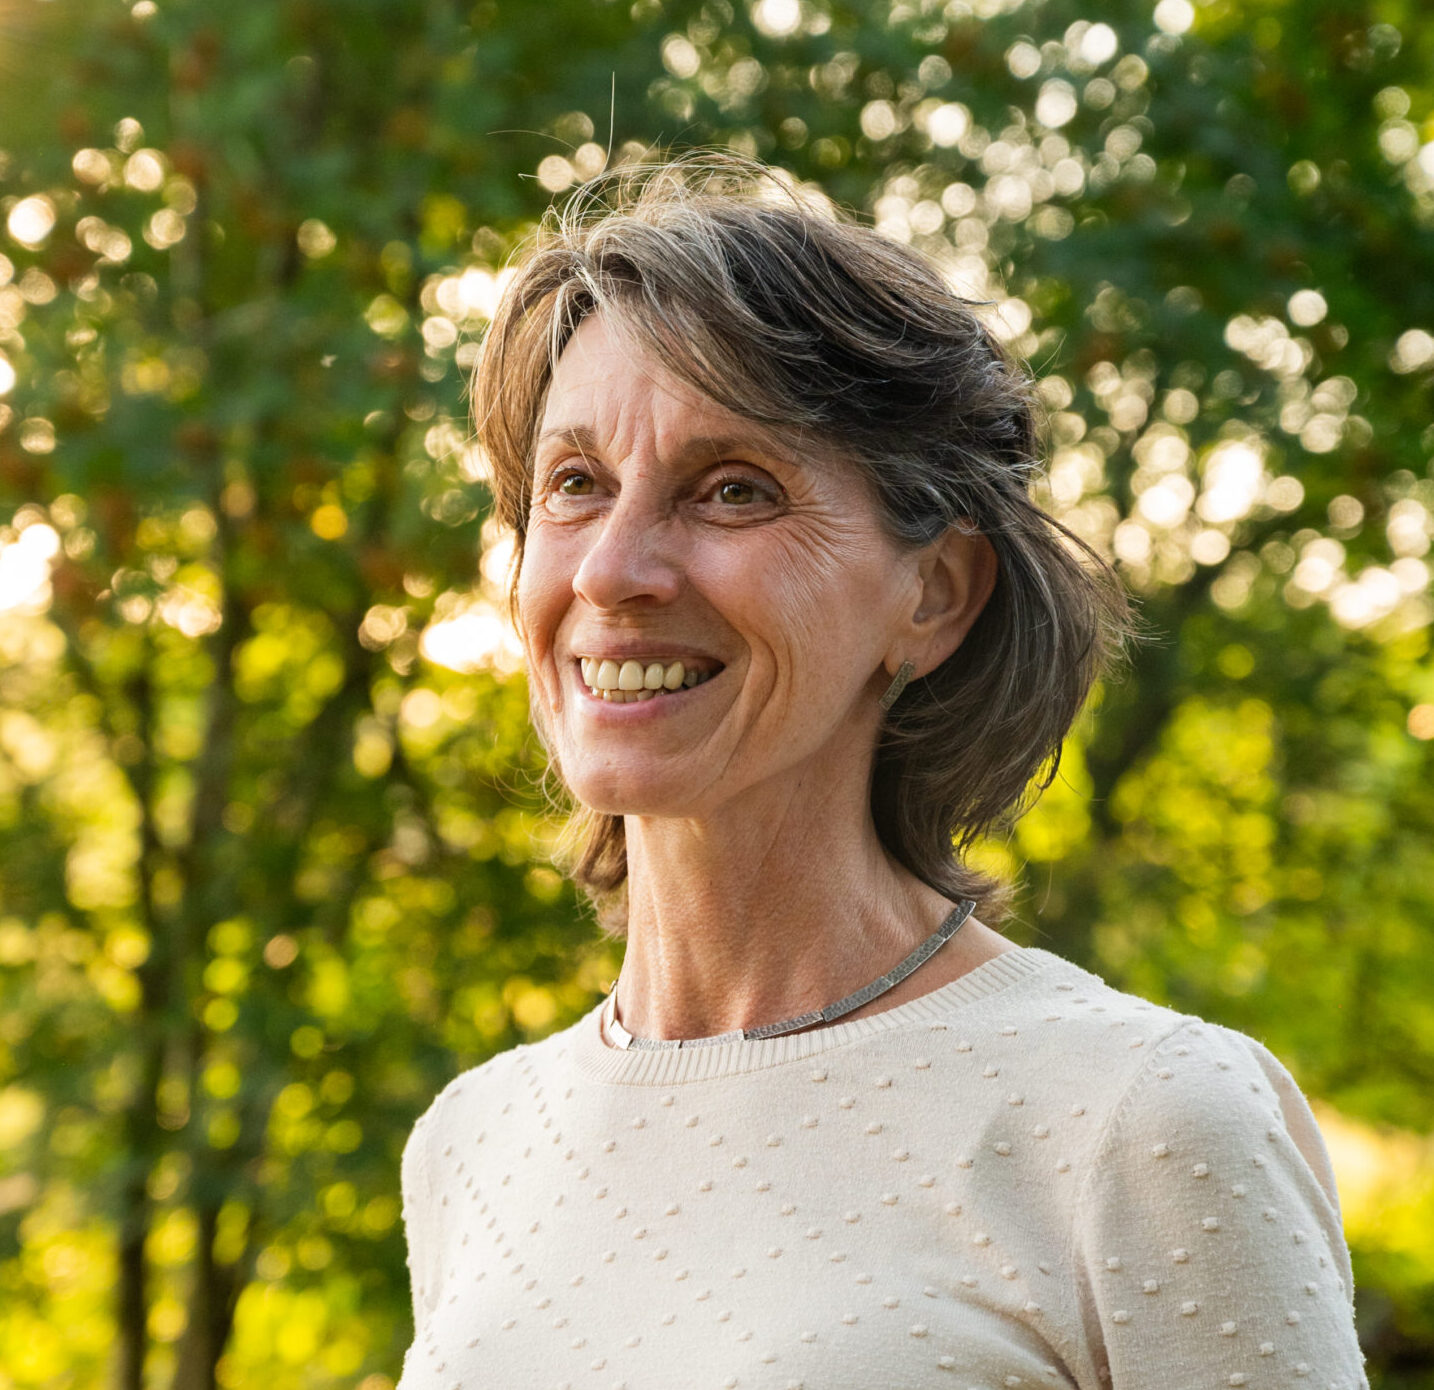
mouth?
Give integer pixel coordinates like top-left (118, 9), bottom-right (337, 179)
top-left (577, 656), bottom-right (721, 704)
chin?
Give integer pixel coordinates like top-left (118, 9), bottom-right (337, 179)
top-left (566, 766), bottom-right (710, 820)
top-left (574, 786), bottom-right (699, 819)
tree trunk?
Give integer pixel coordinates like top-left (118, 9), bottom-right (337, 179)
top-left (116, 1039), bottom-right (163, 1390)
top-left (117, 1186), bottom-right (149, 1390)
top-left (172, 1201), bottom-right (222, 1390)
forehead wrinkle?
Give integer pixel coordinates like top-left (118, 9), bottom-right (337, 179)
top-left (538, 413), bottom-right (797, 477)
top-left (539, 313), bottom-right (855, 489)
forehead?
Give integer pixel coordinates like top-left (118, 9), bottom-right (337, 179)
top-left (536, 313), bottom-right (798, 463)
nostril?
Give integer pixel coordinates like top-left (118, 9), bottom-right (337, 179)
top-left (571, 523), bottom-right (683, 610)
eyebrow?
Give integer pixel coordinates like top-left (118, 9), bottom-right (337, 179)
top-left (535, 425), bottom-right (601, 458)
top-left (534, 424), bottom-right (787, 467)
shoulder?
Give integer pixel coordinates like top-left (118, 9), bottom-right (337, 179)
top-left (968, 950), bottom-right (1341, 1205)
top-left (400, 1046), bottom-right (519, 1201)
top-left (416, 1042), bottom-right (530, 1132)
top-left (1053, 987), bottom-right (1355, 1309)
top-left (1082, 1014), bottom-right (1345, 1230)
top-left (1011, 951), bottom-right (1334, 1154)
top-left (1015, 967), bottom-right (1368, 1381)
top-left (1100, 1017), bottom-right (1314, 1148)
top-left (937, 946), bottom-right (1203, 1089)
top-left (405, 1004), bottom-right (597, 1159)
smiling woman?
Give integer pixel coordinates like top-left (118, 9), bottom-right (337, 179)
top-left (395, 155), bottom-right (1368, 1390)
top-left (477, 157), bottom-right (1123, 927)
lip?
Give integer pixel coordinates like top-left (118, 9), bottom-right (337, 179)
top-left (576, 679), bottom-right (714, 710)
top-left (569, 643), bottom-right (724, 668)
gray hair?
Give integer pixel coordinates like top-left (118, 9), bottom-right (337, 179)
top-left (473, 153), bottom-right (1132, 929)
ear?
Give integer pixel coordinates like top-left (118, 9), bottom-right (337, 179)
top-left (886, 525), bottom-right (997, 680)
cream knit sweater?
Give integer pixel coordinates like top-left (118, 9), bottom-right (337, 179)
top-left (397, 947), bottom-right (1367, 1390)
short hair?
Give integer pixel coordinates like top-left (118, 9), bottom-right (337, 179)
top-left (472, 152), bottom-right (1131, 930)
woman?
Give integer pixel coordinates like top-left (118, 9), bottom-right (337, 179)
top-left (398, 156), bottom-right (1367, 1389)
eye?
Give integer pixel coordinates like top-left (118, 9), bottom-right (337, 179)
top-left (717, 479), bottom-right (756, 506)
top-left (556, 471), bottom-right (595, 496)
top-left (701, 469), bottom-right (784, 518)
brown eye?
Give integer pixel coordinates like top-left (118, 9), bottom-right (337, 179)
top-left (718, 479), bottom-right (756, 505)
top-left (558, 473), bottom-right (594, 496)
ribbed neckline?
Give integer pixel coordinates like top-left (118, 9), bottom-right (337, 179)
top-left (571, 946), bottom-right (1077, 1086)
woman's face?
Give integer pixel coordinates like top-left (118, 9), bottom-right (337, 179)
top-left (517, 313), bottom-right (925, 821)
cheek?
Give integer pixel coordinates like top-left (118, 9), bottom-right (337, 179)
top-left (726, 541), bottom-right (901, 679)
top-left (514, 536), bottom-right (570, 665)
top-left (514, 581), bottom-right (570, 726)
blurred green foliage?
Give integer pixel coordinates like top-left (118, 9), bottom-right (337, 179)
top-left (0, 0), bottom-right (1431, 1386)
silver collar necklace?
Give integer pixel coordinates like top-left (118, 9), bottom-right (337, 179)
top-left (601, 898), bottom-right (976, 1051)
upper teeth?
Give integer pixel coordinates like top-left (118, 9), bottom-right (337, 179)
top-left (580, 657), bottom-right (710, 694)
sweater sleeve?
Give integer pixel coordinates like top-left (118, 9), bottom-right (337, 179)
top-left (1070, 1021), bottom-right (1367, 1390)
top-left (399, 1106), bottom-right (441, 1337)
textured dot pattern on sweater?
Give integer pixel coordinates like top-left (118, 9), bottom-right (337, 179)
top-left (398, 948), bottom-right (1367, 1390)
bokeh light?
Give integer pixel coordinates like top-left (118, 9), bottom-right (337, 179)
top-left (752, 0), bottom-right (801, 39)
top-left (926, 103), bottom-right (970, 147)
top-left (0, 522), bottom-right (59, 613)
top-left (1391, 328), bottom-right (1434, 373)
top-left (1153, 0), bottom-right (1195, 35)
top-left (6, 195), bottom-right (56, 248)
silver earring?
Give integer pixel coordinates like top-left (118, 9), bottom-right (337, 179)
top-left (878, 659), bottom-right (915, 711)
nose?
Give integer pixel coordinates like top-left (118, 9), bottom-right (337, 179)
top-left (571, 493), bottom-right (683, 610)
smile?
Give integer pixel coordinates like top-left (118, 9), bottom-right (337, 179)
top-left (578, 657), bottom-right (719, 703)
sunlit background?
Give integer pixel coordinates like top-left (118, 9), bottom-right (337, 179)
top-left (1, 0), bottom-right (1433, 1386)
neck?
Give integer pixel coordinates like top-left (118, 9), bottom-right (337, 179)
top-left (613, 768), bottom-right (1011, 1041)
